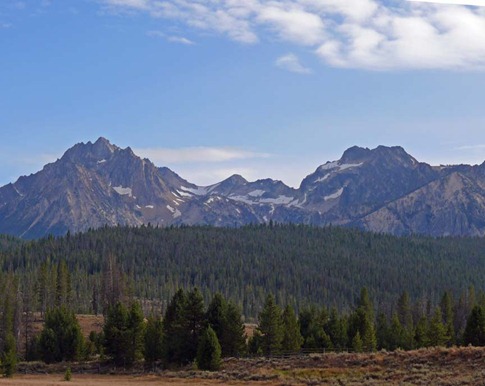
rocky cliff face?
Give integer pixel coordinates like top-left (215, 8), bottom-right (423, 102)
top-left (1, 138), bottom-right (485, 238)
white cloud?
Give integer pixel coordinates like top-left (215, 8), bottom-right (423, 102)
top-left (409, 0), bottom-right (485, 6)
top-left (100, 0), bottom-right (485, 70)
top-left (455, 144), bottom-right (485, 150)
top-left (147, 30), bottom-right (195, 45)
top-left (167, 36), bottom-right (195, 45)
top-left (133, 146), bottom-right (270, 164)
top-left (275, 53), bottom-right (312, 74)
top-left (104, 0), bottom-right (150, 10)
top-left (158, 156), bottom-right (315, 188)
top-left (257, 6), bottom-right (325, 45)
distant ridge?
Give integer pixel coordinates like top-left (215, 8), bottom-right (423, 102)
top-left (1, 137), bottom-right (485, 238)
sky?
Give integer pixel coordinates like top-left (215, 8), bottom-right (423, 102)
top-left (2, 0), bottom-right (485, 188)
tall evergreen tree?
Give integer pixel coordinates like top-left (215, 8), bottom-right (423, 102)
top-left (388, 313), bottom-right (404, 350)
top-left (127, 302), bottom-right (145, 364)
top-left (349, 306), bottom-right (376, 352)
top-left (414, 316), bottom-right (428, 348)
top-left (2, 333), bottom-right (17, 378)
top-left (352, 331), bottom-right (363, 352)
top-left (222, 302), bottom-right (247, 357)
top-left (326, 307), bottom-right (347, 350)
top-left (183, 288), bottom-right (206, 362)
top-left (162, 289), bottom-right (188, 365)
top-left (144, 314), bottom-right (164, 363)
top-left (376, 313), bottom-right (390, 351)
top-left (281, 305), bottom-right (303, 352)
top-left (440, 292), bottom-right (455, 345)
top-left (206, 293), bottom-right (227, 343)
top-left (258, 294), bottom-right (283, 355)
top-left (463, 306), bottom-right (485, 346)
top-left (55, 260), bottom-right (71, 309)
top-left (427, 307), bottom-right (448, 347)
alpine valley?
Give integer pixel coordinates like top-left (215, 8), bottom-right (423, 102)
top-left (2, 137), bottom-right (485, 239)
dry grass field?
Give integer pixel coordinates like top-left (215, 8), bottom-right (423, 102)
top-left (2, 346), bottom-right (485, 385)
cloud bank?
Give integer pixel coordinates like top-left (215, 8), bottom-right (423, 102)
top-left (275, 53), bottom-right (312, 74)
top-left (101, 0), bottom-right (485, 71)
top-left (133, 146), bottom-right (270, 164)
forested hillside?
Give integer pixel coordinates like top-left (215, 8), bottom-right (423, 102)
top-left (1, 224), bottom-right (485, 318)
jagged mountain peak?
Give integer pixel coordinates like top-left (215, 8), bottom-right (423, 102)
top-left (61, 137), bottom-right (120, 163)
top-left (3, 139), bottom-right (485, 238)
top-left (340, 146), bottom-right (372, 163)
top-left (340, 145), bottom-right (417, 166)
top-left (223, 174), bottom-right (248, 184)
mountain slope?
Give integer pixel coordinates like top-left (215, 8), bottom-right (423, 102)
top-left (2, 137), bottom-right (485, 238)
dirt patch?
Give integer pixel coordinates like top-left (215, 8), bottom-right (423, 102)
top-left (7, 346), bottom-right (485, 385)
top-left (0, 374), bottom-right (275, 385)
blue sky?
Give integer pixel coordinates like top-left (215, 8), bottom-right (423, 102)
top-left (2, 0), bottom-right (485, 187)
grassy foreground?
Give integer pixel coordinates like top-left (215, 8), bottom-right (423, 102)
top-left (2, 346), bottom-right (485, 385)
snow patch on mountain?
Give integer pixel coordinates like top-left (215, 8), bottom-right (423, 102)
top-left (318, 161), bottom-right (339, 171)
top-left (260, 195), bottom-right (295, 205)
top-left (339, 162), bottom-right (363, 171)
top-left (113, 186), bottom-right (133, 197)
top-left (176, 190), bottom-right (192, 198)
top-left (229, 195), bottom-right (254, 205)
top-left (180, 186), bottom-right (208, 196)
top-left (315, 174), bottom-right (330, 183)
top-left (248, 190), bottom-right (265, 197)
top-left (324, 188), bottom-right (344, 201)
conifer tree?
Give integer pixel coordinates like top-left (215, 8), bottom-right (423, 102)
top-left (397, 292), bottom-right (413, 330)
top-left (144, 314), bottom-right (164, 363)
top-left (299, 306), bottom-right (331, 349)
top-left (397, 291), bottom-right (415, 349)
top-left (37, 262), bottom-right (49, 317)
top-left (463, 306), bottom-right (485, 346)
top-left (427, 307), bottom-right (448, 347)
top-left (39, 307), bottom-right (84, 363)
top-left (358, 288), bottom-right (374, 322)
top-left (376, 313), bottom-right (390, 350)
top-left (127, 302), bottom-right (145, 364)
top-left (414, 316), bottom-right (428, 348)
top-left (2, 333), bottom-right (17, 378)
top-left (361, 315), bottom-right (377, 352)
top-left (206, 293), bottom-right (227, 342)
top-left (389, 313), bottom-right (404, 350)
top-left (440, 292), bottom-right (455, 345)
top-left (55, 260), bottom-right (71, 309)
top-left (196, 326), bottom-right (222, 371)
top-left (162, 289), bottom-right (188, 365)
top-left (103, 301), bottom-right (144, 366)
top-left (352, 331), bottom-right (363, 352)
top-left (258, 294), bottom-right (283, 355)
top-left (222, 302), bottom-right (247, 357)
top-left (281, 305), bottom-right (303, 352)
top-left (326, 307), bottom-right (347, 350)
top-left (103, 302), bottom-right (129, 366)
top-left (183, 288), bottom-right (206, 362)
top-left (350, 306), bottom-right (376, 352)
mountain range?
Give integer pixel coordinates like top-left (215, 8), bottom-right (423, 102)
top-left (2, 137), bottom-right (485, 239)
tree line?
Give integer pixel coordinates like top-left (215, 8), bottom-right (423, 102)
top-left (1, 224), bottom-right (485, 318)
top-left (2, 286), bottom-right (485, 377)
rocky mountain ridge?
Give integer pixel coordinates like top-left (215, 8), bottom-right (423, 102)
top-left (1, 137), bottom-right (484, 238)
